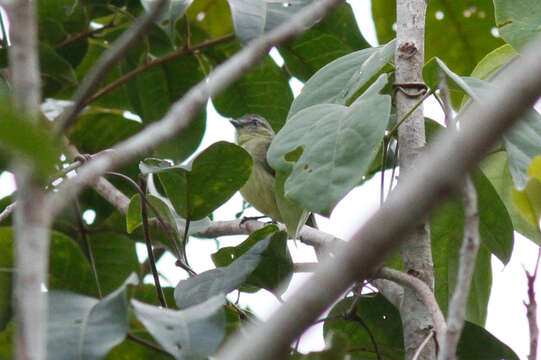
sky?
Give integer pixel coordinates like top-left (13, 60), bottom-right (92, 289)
top-left (0, 0), bottom-right (539, 358)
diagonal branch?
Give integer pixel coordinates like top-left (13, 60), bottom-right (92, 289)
top-left (46, 0), bottom-right (346, 218)
top-left (214, 34), bottom-right (541, 360)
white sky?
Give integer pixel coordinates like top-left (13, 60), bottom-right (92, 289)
top-left (0, 1), bottom-right (538, 358)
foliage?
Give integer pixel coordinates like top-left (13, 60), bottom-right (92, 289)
top-left (0, 0), bottom-right (537, 358)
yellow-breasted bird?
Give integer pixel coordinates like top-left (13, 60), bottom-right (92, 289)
top-left (230, 114), bottom-right (316, 235)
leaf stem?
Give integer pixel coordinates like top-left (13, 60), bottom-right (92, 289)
top-left (387, 89), bottom-right (433, 139)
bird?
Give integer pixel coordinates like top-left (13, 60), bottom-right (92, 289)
top-left (230, 114), bottom-right (316, 236)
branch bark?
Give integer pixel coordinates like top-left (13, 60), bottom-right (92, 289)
top-left (395, 1), bottom-right (434, 358)
top-left (437, 73), bottom-right (480, 360)
top-left (3, 2), bottom-right (48, 360)
top-left (215, 33), bottom-right (541, 360)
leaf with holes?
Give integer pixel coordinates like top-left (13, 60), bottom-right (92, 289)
top-left (268, 75), bottom-right (391, 216)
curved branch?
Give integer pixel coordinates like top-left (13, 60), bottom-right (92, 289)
top-left (376, 267), bottom-right (446, 347)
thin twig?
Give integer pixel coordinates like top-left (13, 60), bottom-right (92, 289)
top-left (54, 0), bottom-right (167, 134)
top-left (387, 89), bottom-right (433, 139)
top-left (74, 199), bottom-right (103, 298)
top-left (437, 72), bottom-right (480, 360)
top-left (376, 267), bottom-right (446, 347)
top-left (0, 202), bottom-right (15, 224)
top-left (127, 333), bottom-right (173, 357)
top-left (86, 33), bottom-right (235, 106)
top-left (54, 18), bottom-right (117, 49)
top-left (525, 248), bottom-right (541, 360)
top-left (412, 331), bottom-right (435, 360)
top-left (139, 177), bottom-right (168, 308)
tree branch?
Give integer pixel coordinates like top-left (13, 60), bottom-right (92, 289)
top-left (525, 249), bottom-right (541, 360)
top-left (46, 0), bottom-right (346, 219)
top-left (376, 267), bottom-right (446, 347)
top-left (437, 72), bottom-right (480, 360)
top-left (394, 0), bottom-right (434, 358)
top-left (3, 2), bottom-right (48, 360)
top-left (54, 0), bottom-right (167, 134)
top-left (0, 202), bottom-right (15, 223)
top-left (214, 33), bottom-right (541, 360)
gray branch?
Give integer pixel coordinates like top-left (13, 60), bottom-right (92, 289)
top-left (437, 72), bottom-right (480, 360)
top-left (214, 34), bottom-right (541, 360)
top-left (395, 0), bottom-right (435, 358)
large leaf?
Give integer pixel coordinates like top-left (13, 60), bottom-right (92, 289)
top-left (268, 75), bottom-right (391, 216)
top-left (88, 232), bottom-right (140, 295)
top-left (494, 0), bottom-right (541, 51)
top-left (0, 102), bottom-right (62, 179)
top-left (323, 294), bottom-right (519, 360)
top-left (174, 232), bottom-right (273, 308)
top-left (212, 52), bottom-right (293, 132)
top-left (187, 0), bottom-right (233, 38)
top-left (423, 57), bottom-right (541, 190)
top-left (155, 141), bottom-right (252, 220)
top-left (126, 194), bottom-right (177, 234)
top-left (211, 226), bottom-right (292, 295)
top-left (132, 295), bottom-right (225, 359)
top-left (226, 0), bottom-right (312, 43)
top-left (482, 152), bottom-right (541, 243)
top-left (373, 0), bottom-right (503, 76)
top-left (278, 3), bottom-right (369, 82)
top-left (48, 274), bottom-right (137, 360)
top-left (288, 40), bottom-right (395, 119)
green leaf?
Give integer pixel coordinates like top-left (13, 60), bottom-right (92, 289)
top-left (174, 233), bottom-right (273, 308)
top-left (424, 57), bottom-right (541, 190)
top-left (105, 329), bottom-right (171, 360)
top-left (512, 156), bottom-right (541, 227)
top-left (40, 42), bottom-right (78, 97)
top-left (187, 0), bottom-right (233, 38)
top-left (275, 171), bottom-right (311, 237)
top-left (494, 0), bottom-right (541, 50)
top-left (423, 57), bottom-right (477, 96)
top-left (155, 141), bottom-right (252, 220)
top-left (373, 0), bottom-right (503, 77)
top-left (126, 194), bottom-right (177, 234)
top-left (287, 40), bottom-right (395, 119)
top-left (323, 295), bottom-right (404, 359)
top-left (482, 151), bottom-right (541, 243)
top-left (68, 107), bottom-right (142, 154)
top-left (141, 0), bottom-right (194, 40)
top-left (48, 274), bottom-right (137, 360)
top-left (278, 3), bottom-right (370, 82)
top-left (212, 53), bottom-right (293, 132)
top-left (226, 0), bottom-right (312, 43)
top-left (132, 295), bottom-right (225, 359)
top-left (268, 75), bottom-right (391, 216)
top-left (211, 226), bottom-right (292, 295)
top-left (323, 294), bottom-right (519, 360)
top-left (132, 285), bottom-right (176, 307)
top-left (88, 232), bottom-right (140, 295)
top-left (0, 227), bottom-right (99, 331)
top-left (0, 102), bottom-right (62, 179)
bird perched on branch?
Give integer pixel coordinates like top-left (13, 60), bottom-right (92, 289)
top-left (230, 114), bottom-right (316, 236)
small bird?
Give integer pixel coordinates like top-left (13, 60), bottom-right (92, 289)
top-left (230, 114), bottom-right (316, 235)
top-left (230, 114), bottom-right (283, 222)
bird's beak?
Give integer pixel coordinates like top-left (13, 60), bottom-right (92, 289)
top-left (229, 119), bottom-right (241, 128)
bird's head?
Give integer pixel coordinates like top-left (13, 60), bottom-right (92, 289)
top-left (230, 114), bottom-right (275, 144)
